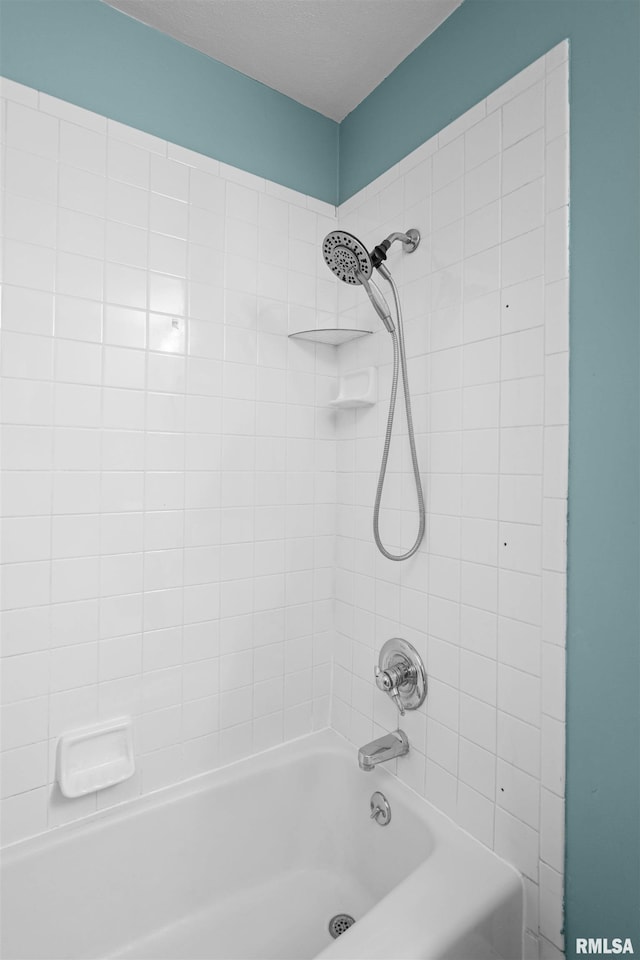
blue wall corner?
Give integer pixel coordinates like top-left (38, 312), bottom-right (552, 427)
top-left (0, 0), bottom-right (339, 204)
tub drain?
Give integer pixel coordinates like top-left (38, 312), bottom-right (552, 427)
top-left (328, 914), bottom-right (355, 939)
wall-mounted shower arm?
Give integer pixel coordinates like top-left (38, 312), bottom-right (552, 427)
top-left (383, 229), bottom-right (420, 251)
top-left (370, 228), bottom-right (420, 267)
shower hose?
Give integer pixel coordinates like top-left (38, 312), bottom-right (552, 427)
top-left (373, 270), bottom-right (426, 561)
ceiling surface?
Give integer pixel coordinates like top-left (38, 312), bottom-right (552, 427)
top-left (103, 0), bottom-right (462, 121)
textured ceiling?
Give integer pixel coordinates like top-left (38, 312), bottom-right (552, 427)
top-left (103, 0), bottom-right (462, 121)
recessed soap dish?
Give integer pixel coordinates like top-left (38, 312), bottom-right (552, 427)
top-left (56, 718), bottom-right (135, 798)
top-left (329, 366), bottom-right (377, 408)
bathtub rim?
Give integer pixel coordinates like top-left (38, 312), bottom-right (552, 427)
top-left (0, 726), bottom-right (519, 878)
top-left (0, 727), bottom-right (345, 857)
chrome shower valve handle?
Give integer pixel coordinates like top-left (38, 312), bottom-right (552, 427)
top-left (375, 638), bottom-right (427, 716)
top-left (375, 663), bottom-right (414, 716)
top-left (375, 664), bottom-right (409, 715)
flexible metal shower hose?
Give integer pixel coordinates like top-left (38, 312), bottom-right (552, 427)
top-left (373, 272), bottom-right (426, 561)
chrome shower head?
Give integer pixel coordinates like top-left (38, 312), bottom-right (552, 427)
top-left (322, 231), bottom-right (394, 332)
top-left (322, 231), bottom-right (373, 284)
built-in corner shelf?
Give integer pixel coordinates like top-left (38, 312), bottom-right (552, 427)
top-left (288, 328), bottom-right (373, 346)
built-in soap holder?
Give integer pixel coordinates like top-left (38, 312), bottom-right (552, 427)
top-left (56, 718), bottom-right (135, 798)
top-left (329, 366), bottom-right (377, 408)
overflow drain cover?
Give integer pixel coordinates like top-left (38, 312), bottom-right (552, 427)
top-left (328, 914), bottom-right (355, 939)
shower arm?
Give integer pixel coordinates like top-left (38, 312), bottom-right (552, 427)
top-left (384, 230), bottom-right (420, 251)
top-left (371, 228), bottom-right (420, 268)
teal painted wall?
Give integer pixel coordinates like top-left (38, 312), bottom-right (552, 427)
top-left (0, 0), bottom-right (338, 203)
top-left (340, 1), bottom-right (640, 954)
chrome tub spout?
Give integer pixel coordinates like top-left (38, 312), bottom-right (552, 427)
top-left (358, 730), bottom-right (409, 771)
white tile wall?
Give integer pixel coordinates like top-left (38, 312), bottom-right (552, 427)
top-left (333, 42), bottom-right (569, 958)
top-left (0, 76), bottom-right (338, 844)
top-left (1, 42), bottom-right (568, 958)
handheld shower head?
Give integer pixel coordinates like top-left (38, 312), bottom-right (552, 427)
top-left (322, 231), bottom-right (394, 332)
top-left (322, 230), bottom-right (372, 284)
top-left (321, 227), bottom-right (426, 562)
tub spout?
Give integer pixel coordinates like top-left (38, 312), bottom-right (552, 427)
top-left (358, 730), bottom-right (409, 771)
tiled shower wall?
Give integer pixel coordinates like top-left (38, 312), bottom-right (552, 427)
top-left (0, 76), bottom-right (339, 844)
top-left (332, 44), bottom-right (568, 959)
top-left (1, 40), bottom-right (568, 959)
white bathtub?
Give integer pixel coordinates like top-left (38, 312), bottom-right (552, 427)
top-left (0, 730), bottom-right (522, 960)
